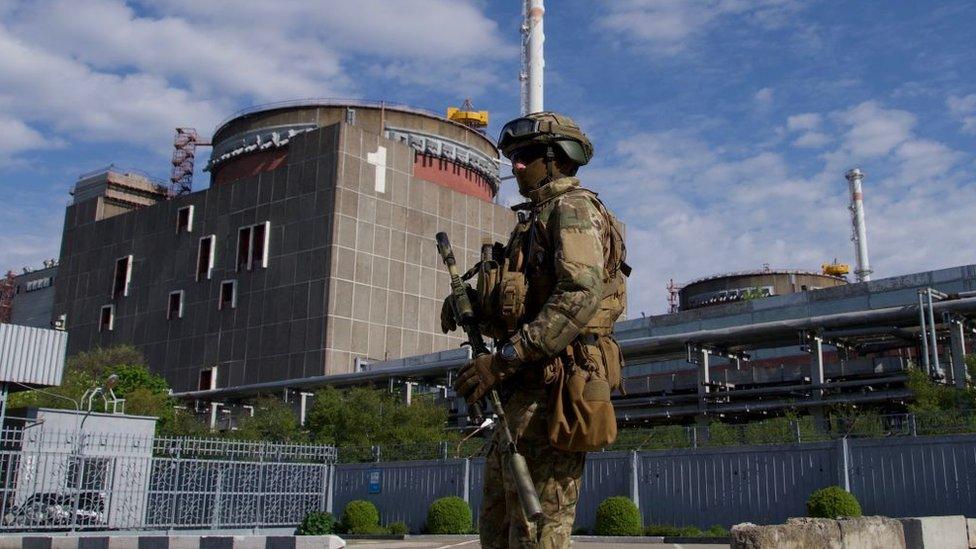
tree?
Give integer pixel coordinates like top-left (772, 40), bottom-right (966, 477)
top-left (229, 397), bottom-right (305, 442)
top-left (7, 345), bottom-right (209, 436)
top-left (305, 387), bottom-right (450, 448)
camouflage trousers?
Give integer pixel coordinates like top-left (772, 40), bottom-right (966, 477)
top-left (479, 388), bottom-right (587, 549)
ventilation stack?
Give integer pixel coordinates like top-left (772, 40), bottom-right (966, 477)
top-left (520, 0), bottom-right (545, 115)
top-left (845, 168), bottom-right (873, 282)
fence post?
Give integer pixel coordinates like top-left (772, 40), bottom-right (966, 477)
top-left (629, 450), bottom-right (640, 511)
top-left (325, 462), bottom-right (335, 514)
top-left (837, 437), bottom-right (850, 492)
top-left (909, 413), bottom-right (918, 437)
top-left (462, 458), bottom-right (471, 504)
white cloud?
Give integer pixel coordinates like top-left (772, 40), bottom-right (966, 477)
top-left (0, 0), bottom-right (513, 159)
top-left (947, 94), bottom-right (976, 134)
top-left (834, 101), bottom-right (916, 158)
top-left (596, 0), bottom-right (804, 55)
top-left (793, 131), bottom-right (830, 148)
top-left (592, 99), bottom-right (975, 315)
top-left (786, 113), bottom-right (821, 131)
top-left (754, 87), bottom-right (774, 104)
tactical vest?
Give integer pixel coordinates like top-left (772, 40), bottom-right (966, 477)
top-left (475, 187), bottom-right (630, 452)
top-left (476, 187), bottom-right (628, 343)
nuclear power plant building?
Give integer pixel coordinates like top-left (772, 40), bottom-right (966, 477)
top-left (52, 102), bottom-right (513, 392)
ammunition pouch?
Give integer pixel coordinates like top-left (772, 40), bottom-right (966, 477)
top-left (547, 334), bottom-right (622, 452)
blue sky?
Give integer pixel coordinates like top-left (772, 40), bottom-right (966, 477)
top-left (1, 0), bottom-right (975, 315)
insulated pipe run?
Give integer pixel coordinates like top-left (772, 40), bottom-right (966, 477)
top-left (918, 291), bottom-right (931, 374)
top-left (520, 0), bottom-right (545, 115)
top-left (846, 168), bottom-right (873, 282)
top-left (927, 289), bottom-right (941, 375)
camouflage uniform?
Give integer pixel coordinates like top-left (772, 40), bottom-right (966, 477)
top-left (448, 112), bottom-right (627, 548)
top-left (480, 175), bottom-right (625, 548)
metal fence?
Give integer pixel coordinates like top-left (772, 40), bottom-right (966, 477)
top-left (330, 433), bottom-right (976, 532)
top-left (6, 425), bottom-right (976, 533)
top-left (0, 428), bottom-right (337, 532)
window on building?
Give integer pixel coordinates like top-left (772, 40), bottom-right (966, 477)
top-left (236, 221), bottom-right (271, 271)
top-left (112, 255), bottom-right (132, 299)
top-left (197, 235), bottom-right (215, 281)
top-left (99, 305), bottom-right (114, 332)
top-left (252, 221), bottom-right (268, 268)
top-left (176, 205), bottom-right (194, 233)
top-left (219, 280), bottom-right (237, 310)
top-left (167, 290), bottom-right (184, 319)
top-left (237, 227), bottom-right (251, 272)
top-left (198, 367), bottom-right (217, 391)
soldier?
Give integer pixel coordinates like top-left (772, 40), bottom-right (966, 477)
top-left (442, 112), bottom-right (628, 548)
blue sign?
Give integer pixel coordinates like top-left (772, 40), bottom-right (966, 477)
top-left (368, 470), bottom-right (381, 494)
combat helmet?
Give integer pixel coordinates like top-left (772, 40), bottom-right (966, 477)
top-left (498, 112), bottom-right (594, 166)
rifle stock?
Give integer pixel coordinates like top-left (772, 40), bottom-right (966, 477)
top-left (435, 231), bottom-right (543, 522)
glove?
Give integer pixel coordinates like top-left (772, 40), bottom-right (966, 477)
top-left (440, 295), bottom-right (458, 334)
top-left (439, 285), bottom-right (480, 334)
top-left (453, 352), bottom-right (519, 405)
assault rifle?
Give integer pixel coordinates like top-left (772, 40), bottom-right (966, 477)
top-left (435, 232), bottom-right (543, 521)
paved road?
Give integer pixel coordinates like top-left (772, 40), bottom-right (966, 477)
top-left (346, 537), bottom-right (728, 549)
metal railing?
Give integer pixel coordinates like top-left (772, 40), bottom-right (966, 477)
top-left (0, 428), bottom-right (336, 532)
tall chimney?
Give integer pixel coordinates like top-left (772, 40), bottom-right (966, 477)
top-left (520, 0), bottom-right (545, 115)
top-left (845, 168), bottom-right (873, 282)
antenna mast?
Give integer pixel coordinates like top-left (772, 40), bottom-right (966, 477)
top-left (520, 0), bottom-right (545, 115)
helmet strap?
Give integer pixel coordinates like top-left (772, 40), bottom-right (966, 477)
top-left (544, 145), bottom-right (557, 183)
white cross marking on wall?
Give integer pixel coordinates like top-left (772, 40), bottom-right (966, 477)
top-left (366, 145), bottom-right (387, 193)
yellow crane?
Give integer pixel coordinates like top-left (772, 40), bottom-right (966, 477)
top-left (822, 260), bottom-right (850, 277)
top-left (447, 99), bottom-right (488, 130)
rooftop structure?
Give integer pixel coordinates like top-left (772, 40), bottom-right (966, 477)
top-left (70, 167), bottom-right (170, 223)
top-left (678, 268), bottom-right (847, 310)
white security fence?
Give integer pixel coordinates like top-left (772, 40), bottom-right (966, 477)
top-left (0, 429), bottom-right (336, 531)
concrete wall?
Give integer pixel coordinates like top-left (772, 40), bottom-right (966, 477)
top-left (11, 266), bottom-right (58, 329)
top-left (54, 118), bottom-right (512, 390)
top-left (322, 123), bottom-right (512, 373)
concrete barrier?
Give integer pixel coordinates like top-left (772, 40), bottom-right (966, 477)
top-left (900, 516), bottom-right (968, 549)
top-left (0, 537), bottom-right (344, 549)
top-left (731, 516), bottom-right (905, 549)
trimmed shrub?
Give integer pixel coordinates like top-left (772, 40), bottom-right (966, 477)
top-left (594, 496), bottom-right (642, 536)
top-left (705, 524), bottom-right (730, 537)
top-left (426, 496), bottom-right (472, 534)
top-left (676, 525), bottom-right (703, 537)
top-left (295, 511), bottom-right (335, 535)
top-left (806, 486), bottom-right (862, 518)
top-left (387, 521), bottom-right (409, 536)
top-left (341, 500), bottom-right (381, 533)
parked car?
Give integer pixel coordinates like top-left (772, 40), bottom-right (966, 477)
top-left (2, 491), bottom-right (106, 529)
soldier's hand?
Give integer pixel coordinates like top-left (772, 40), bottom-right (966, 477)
top-left (453, 353), bottom-right (517, 405)
top-left (440, 296), bottom-right (458, 334)
top-left (439, 286), bottom-right (479, 334)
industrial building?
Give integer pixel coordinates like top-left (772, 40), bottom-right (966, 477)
top-left (2, 262), bottom-right (59, 329)
top-left (51, 101), bottom-right (513, 393)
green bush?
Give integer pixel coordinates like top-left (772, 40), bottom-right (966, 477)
top-left (426, 496), bottom-right (472, 534)
top-left (594, 496), bottom-right (642, 536)
top-left (387, 521), bottom-right (409, 535)
top-left (295, 511), bottom-right (335, 535)
top-left (676, 525), bottom-right (703, 536)
top-left (341, 500), bottom-right (381, 533)
top-left (806, 486), bottom-right (862, 518)
top-left (644, 524), bottom-right (682, 536)
top-left (705, 524), bottom-right (730, 537)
